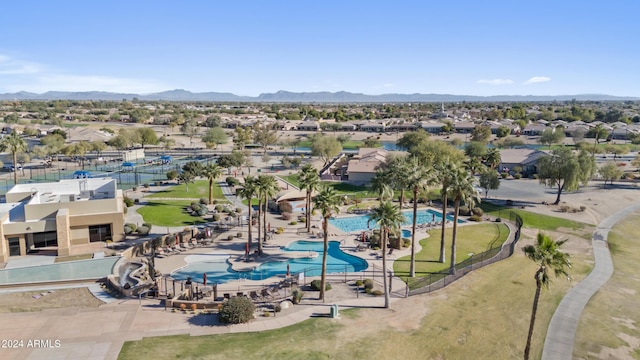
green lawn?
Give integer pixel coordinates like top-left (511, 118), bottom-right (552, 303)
top-left (479, 202), bottom-right (586, 231)
top-left (394, 223), bottom-right (509, 288)
top-left (148, 180), bottom-right (226, 201)
top-left (137, 200), bottom-right (208, 227)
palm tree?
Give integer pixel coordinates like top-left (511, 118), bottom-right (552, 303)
top-left (406, 157), bottom-right (433, 277)
top-left (236, 176), bottom-right (257, 250)
top-left (448, 167), bottom-right (480, 275)
top-left (202, 163), bottom-right (222, 205)
top-left (256, 175), bottom-right (279, 255)
top-left (523, 233), bottom-right (571, 360)
top-left (369, 169), bottom-right (394, 202)
top-left (0, 132), bottom-right (27, 185)
top-left (298, 164), bottom-right (319, 233)
top-left (435, 159), bottom-right (456, 263)
top-left (312, 185), bottom-right (342, 302)
top-left (485, 148), bottom-right (501, 170)
top-left (385, 156), bottom-right (412, 209)
top-left (368, 201), bottom-right (405, 308)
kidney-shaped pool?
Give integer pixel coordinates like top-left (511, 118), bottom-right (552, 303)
top-left (171, 240), bottom-right (368, 284)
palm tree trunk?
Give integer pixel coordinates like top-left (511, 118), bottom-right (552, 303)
top-left (257, 198), bottom-right (263, 255)
top-left (399, 189), bottom-right (405, 209)
top-left (306, 192), bottom-right (311, 233)
top-left (382, 227), bottom-right (390, 309)
top-left (410, 187), bottom-right (418, 277)
top-left (208, 178), bottom-right (214, 204)
top-left (247, 200), bottom-right (253, 248)
top-left (450, 198), bottom-right (460, 275)
top-left (524, 274), bottom-right (543, 360)
top-left (320, 217), bottom-right (329, 302)
top-left (439, 193), bottom-right (447, 263)
top-left (12, 152), bottom-right (18, 185)
top-left (263, 194), bottom-right (268, 247)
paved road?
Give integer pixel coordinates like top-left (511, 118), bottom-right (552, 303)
top-left (541, 202), bottom-right (640, 359)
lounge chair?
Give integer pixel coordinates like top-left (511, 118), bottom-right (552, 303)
top-left (249, 291), bottom-right (260, 301)
top-left (269, 287), bottom-right (281, 298)
top-left (223, 293), bottom-right (231, 300)
top-left (261, 288), bottom-right (272, 299)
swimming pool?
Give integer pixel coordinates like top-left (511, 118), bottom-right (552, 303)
top-left (171, 240), bottom-right (368, 284)
top-left (329, 208), bottom-right (460, 233)
top-left (0, 257), bottom-right (120, 285)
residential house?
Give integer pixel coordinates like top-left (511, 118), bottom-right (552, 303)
top-left (498, 149), bottom-right (548, 177)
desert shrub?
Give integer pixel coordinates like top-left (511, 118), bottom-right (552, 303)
top-left (124, 225), bottom-right (133, 234)
top-left (291, 289), bottom-right (304, 304)
top-left (469, 215), bottom-right (482, 222)
top-left (236, 232), bottom-right (242, 238)
top-left (279, 201), bottom-right (293, 214)
top-left (143, 183), bottom-right (150, 188)
top-left (125, 223), bottom-right (137, 232)
top-left (281, 212), bottom-right (292, 221)
top-left (514, 173), bottom-right (522, 179)
top-left (559, 205), bottom-right (570, 213)
top-left (197, 208), bottom-right (207, 216)
top-left (370, 289), bottom-right (384, 296)
top-left (166, 169), bottom-right (178, 180)
top-left (227, 234), bottom-right (235, 241)
top-left (363, 279), bottom-right (374, 291)
top-left (458, 206), bottom-right (470, 216)
top-left (579, 205), bottom-right (586, 212)
top-left (226, 176), bottom-right (240, 187)
top-left (235, 207), bottom-right (242, 214)
top-left (310, 280), bottom-right (332, 291)
top-left (289, 221), bottom-right (297, 225)
top-left (190, 204), bottom-right (201, 212)
top-left (142, 222), bottom-right (152, 230)
top-left (137, 225), bottom-right (150, 235)
top-left (132, 186), bottom-right (137, 192)
top-left (495, 217), bottom-right (502, 222)
top-left (124, 197), bottom-right (134, 207)
top-left (402, 238), bottom-right (411, 248)
top-left (212, 214), bottom-right (221, 221)
top-left (199, 198), bottom-right (209, 205)
top-left (215, 204), bottom-right (224, 212)
top-left (273, 303), bottom-right (282, 313)
top-left (532, 174), bottom-right (539, 180)
top-left (299, 217), bottom-right (306, 223)
top-left (263, 311), bottom-right (271, 317)
top-left (355, 280), bottom-right (364, 287)
top-left (471, 207), bottom-right (484, 217)
top-left (219, 296), bottom-right (255, 324)
top-left (275, 227), bottom-right (284, 234)
top-left (501, 172), bottom-right (509, 179)
top-left (123, 206), bottom-right (128, 214)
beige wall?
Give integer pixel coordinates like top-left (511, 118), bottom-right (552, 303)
top-left (348, 172), bottom-right (376, 183)
top-left (24, 198), bottom-right (120, 221)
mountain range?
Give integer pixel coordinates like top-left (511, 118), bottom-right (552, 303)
top-left (0, 89), bottom-right (637, 102)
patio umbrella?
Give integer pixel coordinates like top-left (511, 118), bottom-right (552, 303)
top-left (203, 273), bottom-right (207, 287)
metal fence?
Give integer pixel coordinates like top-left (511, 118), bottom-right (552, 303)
top-left (407, 212), bottom-right (523, 296)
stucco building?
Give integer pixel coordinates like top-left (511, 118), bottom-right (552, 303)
top-left (0, 178), bottom-right (125, 262)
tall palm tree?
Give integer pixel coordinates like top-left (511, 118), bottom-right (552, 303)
top-left (0, 132), bottom-right (27, 185)
top-left (406, 157), bottom-right (433, 277)
top-left (435, 159), bottom-right (456, 263)
top-left (368, 201), bottom-right (405, 308)
top-left (236, 176), bottom-right (257, 250)
top-left (298, 164), bottom-right (319, 233)
top-left (523, 233), bottom-right (571, 360)
top-left (256, 175), bottom-right (279, 255)
top-left (202, 163), bottom-right (222, 204)
top-left (385, 156), bottom-right (412, 209)
top-left (312, 185), bottom-right (342, 302)
top-left (448, 167), bottom-right (480, 275)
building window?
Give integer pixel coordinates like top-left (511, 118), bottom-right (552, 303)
top-left (8, 237), bottom-right (20, 256)
top-left (89, 224), bottom-right (112, 242)
top-left (33, 232), bottom-right (58, 248)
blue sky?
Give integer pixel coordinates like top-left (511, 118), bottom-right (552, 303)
top-left (1, 1), bottom-right (638, 96)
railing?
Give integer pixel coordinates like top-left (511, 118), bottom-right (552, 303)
top-left (407, 212), bottom-right (523, 296)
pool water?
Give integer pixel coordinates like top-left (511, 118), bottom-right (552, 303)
top-left (0, 257), bottom-right (120, 285)
top-left (401, 229), bottom-right (411, 238)
top-left (171, 240), bottom-right (368, 284)
top-left (329, 208), bottom-right (460, 233)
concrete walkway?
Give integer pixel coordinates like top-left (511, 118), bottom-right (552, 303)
top-left (541, 202), bottom-right (640, 360)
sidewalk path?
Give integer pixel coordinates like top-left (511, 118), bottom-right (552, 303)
top-left (542, 202), bottom-right (640, 360)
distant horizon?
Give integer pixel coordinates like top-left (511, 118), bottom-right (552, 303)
top-left (1, 1), bottom-right (639, 97)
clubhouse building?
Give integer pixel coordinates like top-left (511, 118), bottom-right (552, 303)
top-left (0, 178), bottom-right (125, 262)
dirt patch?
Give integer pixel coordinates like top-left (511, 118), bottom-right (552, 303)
top-left (0, 288), bottom-right (103, 312)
